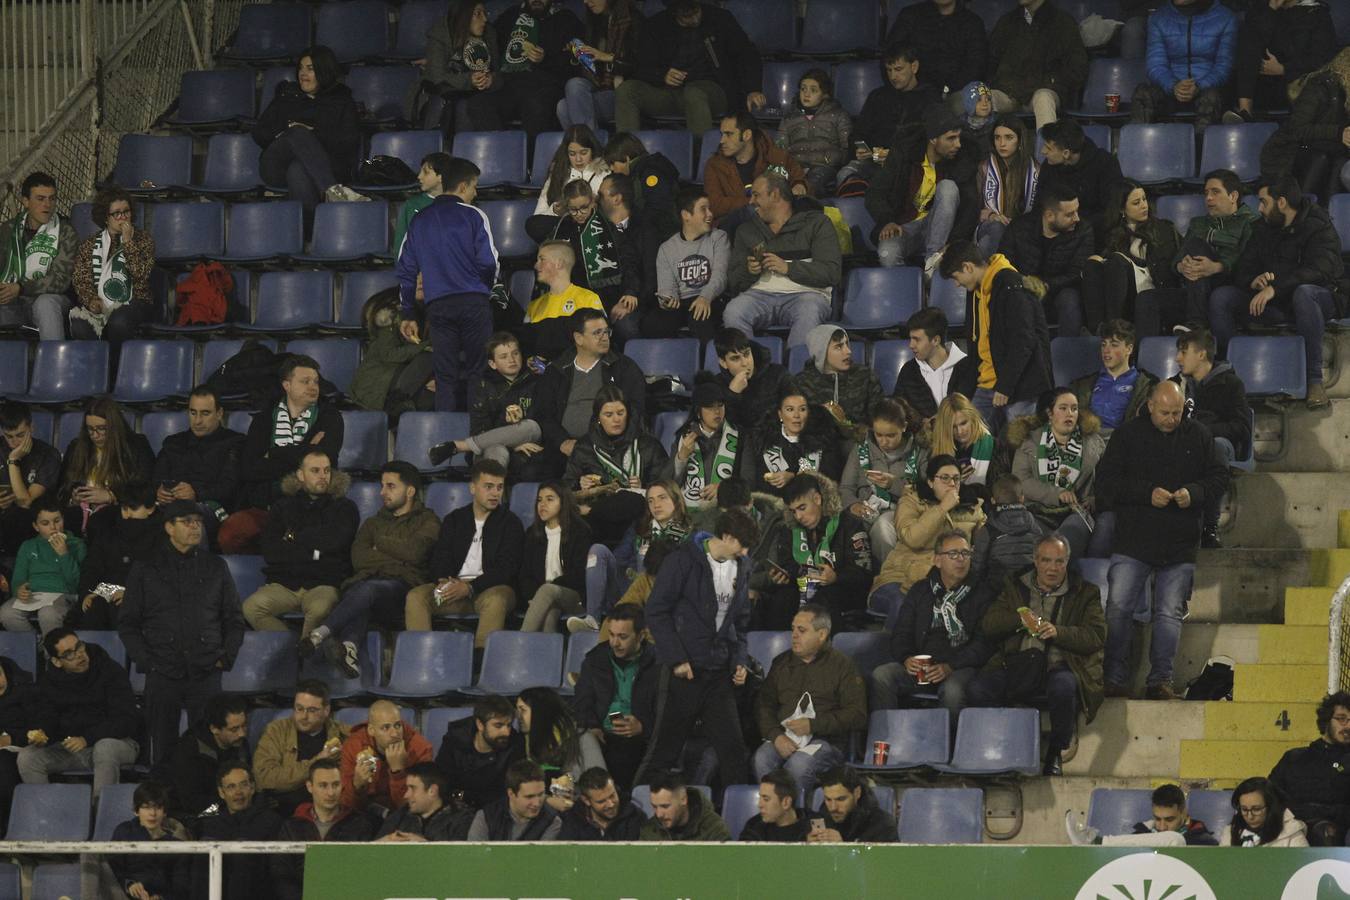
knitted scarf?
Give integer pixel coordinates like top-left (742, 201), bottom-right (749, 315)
top-left (856, 438), bottom-right (919, 506)
top-left (982, 155), bottom-right (1040, 219)
top-left (681, 424), bottom-right (739, 508)
top-left (791, 514), bottom-right (839, 567)
top-left (578, 212), bottom-right (621, 289)
top-left (271, 400), bottom-right (316, 447)
top-left (1034, 425), bottom-right (1085, 489)
top-left (594, 435), bottom-right (642, 484)
top-left (929, 575), bottom-right (972, 647)
top-left (0, 213), bottom-right (59, 283)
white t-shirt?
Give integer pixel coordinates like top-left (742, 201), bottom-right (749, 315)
top-left (544, 525), bottom-right (563, 583)
top-left (708, 551), bottom-right (737, 631)
top-left (458, 516), bottom-right (487, 581)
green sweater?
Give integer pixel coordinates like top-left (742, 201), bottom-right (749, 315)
top-left (394, 192), bottom-right (436, 255)
top-left (13, 533), bottom-right (85, 594)
top-left (1173, 205), bottom-right (1260, 277)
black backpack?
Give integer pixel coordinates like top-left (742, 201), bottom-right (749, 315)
top-left (206, 340), bottom-right (341, 409)
top-left (1185, 655), bottom-right (1235, 701)
top-left (357, 155), bottom-right (416, 187)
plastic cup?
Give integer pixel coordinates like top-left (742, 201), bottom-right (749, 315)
top-left (914, 654), bottom-right (933, 685)
top-left (1105, 92), bottom-right (1121, 114)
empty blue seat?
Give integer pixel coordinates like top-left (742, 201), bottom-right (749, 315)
top-left (347, 481), bottom-right (383, 520)
top-left (222, 201), bottom-right (303, 262)
top-left (937, 707), bottom-right (1041, 776)
top-left (316, 0), bottom-right (390, 62)
top-left (650, 410), bottom-right (682, 453)
top-left (112, 340), bottom-right (194, 404)
top-left (834, 60), bottom-right (884, 118)
top-left (151, 201), bottom-right (225, 262)
top-left (334, 270), bottom-right (399, 330)
top-left (425, 481), bottom-right (472, 518)
top-left (293, 202), bottom-right (390, 262)
top-left (1137, 335), bottom-right (1179, 380)
top-left (747, 631), bottom-right (791, 669)
top-left (868, 339), bottom-right (914, 395)
top-left (1186, 788), bottom-right (1231, 836)
top-left (348, 64), bottom-right (419, 122)
top-left (722, 783), bottom-right (760, 840)
top-left (857, 709), bottom-right (951, 770)
top-left (200, 338), bottom-right (275, 384)
top-left (453, 131), bottom-right (528, 188)
top-left (333, 704), bottom-right (416, 729)
top-left (395, 412), bottom-right (470, 470)
top-left (843, 267), bottom-right (922, 330)
top-left (471, 631), bottom-right (565, 695)
top-left (391, 0), bottom-right (448, 59)
top-left (800, 0), bottom-right (879, 54)
top-left (509, 482), bottom-right (540, 525)
top-left (0, 632), bottom-right (36, 676)
top-left (28, 410), bottom-right (54, 445)
top-left (92, 782), bottom-right (138, 841)
top-left (336, 409), bottom-right (388, 471)
top-left (929, 272), bottom-right (968, 329)
top-left (1154, 194), bottom-right (1206, 233)
top-left (831, 631), bottom-right (891, 675)
top-left (193, 133), bottom-right (263, 194)
top-left (1051, 335), bottom-right (1102, 385)
top-left (726, 0), bottom-right (796, 55)
top-left (303, 631), bottom-right (383, 698)
top-left (761, 62), bottom-right (817, 115)
top-left (30, 863), bottom-right (80, 900)
top-left (285, 339), bottom-right (360, 393)
top-left (1330, 194), bottom-right (1350, 254)
top-left (624, 337), bottom-right (699, 384)
top-left (168, 69), bottom-right (256, 126)
top-left (1071, 58), bottom-right (1147, 117)
top-left (112, 134), bottom-right (193, 194)
top-left (224, 2), bottom-right (312, 61)
top-left (529, 131), bottom-right (567, 187)
top-left (362, 130), bottom-right (445, 191)
top-left (422, 706), bottom-right (474, 757)
top-left (243, 271), bottom-right (334, 332)
top-left (224, 554), bottom-right (267, 602)
top-left (259, 65), bottom-right (293, 114)
top-left (8, 783), bottom-right (90, 839)
top-left (0, 343), bottom-right (27, 396)
top-left (898, 787), bottom-right (983, 843)
top-left (222, 631), bottom-right (298, 694)
top-left (634, 130), bottom-right (694, 182)
top-left (1228, 335), bottom-right (1306, 400)
top-left (370, 631), bottom-right (474, 699)
top-left (1194, 123), bottom-right (1277, 184)
top-left (226, 410), bottom-right (255, 434)
top-left (631, 784), bottom-right (714, 817)
top-left (560, 631), bottom-right (599, 694)
top-left (16, 341), bottom-right (109, 404)
top-left (1117, 123), bottom-right (1196, 184)
top-left (479, 199), bottom-right (537, 260)
top-left (828, 197), bottom-right (877, 251)
top-left (1086, 787), bottom-right (1153, 836)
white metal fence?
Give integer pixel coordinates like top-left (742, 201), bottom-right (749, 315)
top-left (1324, 573), bottom-right (1350, 693)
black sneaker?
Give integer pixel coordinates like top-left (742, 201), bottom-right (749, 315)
top-left (296, 633), bottom-right (320, 661)
top-left (428, 441), bottom-right (457, 466)
top-left (1201, 526), bottom-right (1222, 549)
top-left (1221, 108), bottom-right (1252, 125)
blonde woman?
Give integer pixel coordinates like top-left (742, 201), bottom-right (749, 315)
top-left (928, 393), bottom-right (995, 486)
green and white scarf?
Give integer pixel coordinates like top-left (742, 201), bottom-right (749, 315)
top-left (855, 437), bottom-right (919, 507)
top-left (594, 437), bottom-right (642, 486)
top-left (682, 425), bottom-right (739, 507)
top-left (792, 514), bottom-right (839, 568)
top-left (764, 430), bottom-right (821, 474)
top-left (501, 12), bottom-right (540, 73)
top-left (272, 400), bottom-right (316, 447)
top-left (636, 518), bottom-right (690, 563)
top-left (578, 212), bottom-right (621, 289)
top-left (928, 575), bottom-right (972, 647)
top-left (1035, 425), bottom-right (1084, 490)
top-left (0, 213), bottom-right (60, 283)
top-left (91, 229), bottom-right (132, 306)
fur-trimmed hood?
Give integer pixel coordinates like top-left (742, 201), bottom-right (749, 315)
top-left (779, 473), bottom-right (842, 527)
top-left (1005, 407), bottom-right (1102, 449)
top-left (279, 468), bottom-right (353, 498)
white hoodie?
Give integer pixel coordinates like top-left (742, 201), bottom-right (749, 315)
top-left (918, 343), bottom-right (969, 411)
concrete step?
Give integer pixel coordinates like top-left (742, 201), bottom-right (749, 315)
top-left (1179, 738), bottom-right (1303, 782)
top-left (1202, 701), bottom-right (1320, 742)
top-left (1341, 510), bottom-right (1349, 549)
top-left (1064, 698), bottom-right (1205, 779)
top-left (1234, 663), bottom-right (1325, 703)
top-left (1187, 548), bottom-right (1316, 624)
top-left (1224, 473), bottom-right (1350, 550)
top-left (1247, 401), bottom-right (1350, 473)
top-left (1257, 624), bottom-right (1324, 663)
top-left (1285, 587), bottom-right (1332, 626)
top-left (1311, 549), bottom-right (1350, 587)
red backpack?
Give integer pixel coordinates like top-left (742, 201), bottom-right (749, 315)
top-left (174, 261), bottom-right (232, 326)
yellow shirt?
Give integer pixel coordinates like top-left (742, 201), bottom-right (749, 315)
top-left (911, 155), bottom-right (937, 222)
top-left (524, 284), bottom-right (603, 324)
top-left (973, 254), bottom-right (1017, 390)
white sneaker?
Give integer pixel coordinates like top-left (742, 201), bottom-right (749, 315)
top-left (325, 183), bottom-right (370, 202)
top-left (1064, 810), bottom-right (1100, 846)
top-left (923, 251), bottom-right (942, 282)
top-left (566, 615), bottom-right (600, 634)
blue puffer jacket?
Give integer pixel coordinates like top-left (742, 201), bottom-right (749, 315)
top-left (1145, 0), bottom-right (1237, 92)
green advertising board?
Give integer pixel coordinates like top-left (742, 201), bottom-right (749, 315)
top-left (304, 844), bottom-right (1350, 899)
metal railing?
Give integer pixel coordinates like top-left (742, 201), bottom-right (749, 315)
top-left (1324, 573), bottom-right (1350, 693)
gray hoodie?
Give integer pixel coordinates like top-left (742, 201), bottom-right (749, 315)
top-left (656, 228), bottom-right (730, 301)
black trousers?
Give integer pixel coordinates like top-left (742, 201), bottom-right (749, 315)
top-left (640, 297), bottom-right (721, 343)
top-left (465, 72), bottom-right (562, 151)
top-left (601, 734), bottom-right (648, 796)
top-left (1082, 255), bottom-right (1187, 337)
top-left (636, 664), bottom-right (748, 787)
top-left (145, 669), bottom-right (221, 764)
top-left (0, 752), bottom-right (19, 837)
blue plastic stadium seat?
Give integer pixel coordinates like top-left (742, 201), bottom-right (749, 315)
top-left (1117, 123), bottom-right (1196, 185)
top-left (1329, 195), bottom-right (1350, 254)
top-left (0, 343), bottom-right (27, 396)
top-left (303, 631), bottom-right (383, 699)
top-left (17, 341), bottom-right (109, 404)
top-left (1086, 787), bottom-right (1153, 836)
top-left (224, 554), bottom-right (266, 603)
top-left (293, 202), bottom-right (390, 262)
top-left (1194, 123), bottom-right (1277, 184)
top-left (1154, 194), bottom-right (1206, 233)
top-left (112, 134), bottom-right (193, 194)
top-left (810, 784), bottom-right (896, 817)
top-left (8, 783), bottom-right (91, 839)
top-left (112, 340), bottom-right (194, 404)
top-left (334, 270), bottom-right (399, 330)
top-left (247, 707), bottom-right (292, 754)
top-left (226, 411), bottom-right (255, 434)
top-left (453, 131), bottom-right (528, 188)
top-left (422, 707), bottom-right (474, 757)
top-left (28, 410), bottom-right (54, 445)
top-left (395, 412), bottom-right (470, 470)
top-left (92, 782), bottom-right (139, 841)
top-left (359, 130), bottom-right (444, 192)
top-left (929, 272), bottom-right (967, 330)
top-left (843, 267), bottom-right (921, 330)
top-left (31, 863), bottom-right (81, 900)
top-left (800, 0), bottom-right (879, 54)
top-left (510, 482), bottom-right (540, 525)
top-left (347, 481), bottom-right (383, 520)
top-left (260, 65), bottom-right (292, 114)
top-left (168, 69), bottom-right (256, 126)
top-left (1051, 335), bottom-right (1102, 385)
top-left (634, 130), bottom-right (694, 182)
top-left (725, 0), bottom-right (795, 54)
top-left (348, 64), bottom-right (419, 123)
top-left (834, 61), bottom-right (884, 118)
top-left (1137, 335), bottom-right (1179, 380)
top-left (530, 132), bottom-right (567, 187)
top-left (224, 3), bottom-right (312, 62)
top-left (391, 0), bottom-right (448, 59)
top-left (624, 337), bottom-right (699, 384)
top-left (0, 633), bottom-right (36, 676)
top-left (471, 631), bottom-right (565, 695)
top-left (786, 343), bottom-right (811, 374)
top-left (0, 863), bottom-right (15, 900)
top-left (157, 268), bottom-right (251, 336)
top-left (480, 199), bottom-right (537, 261)
top-left (316, 0), bottom-right (390, 62)
top-left (151, 201), bottom-right (225, 263)
top-left (560, 632), bottom-right (599, 694)
top-left (1070, 57), bottom-right (1147, 117)
top-left (241, 271), bottom-right (334, 333)
top-left (868, 339), bottom-right (915, 396)
top-left (761, 62), bottom-right (817, 116)
top-left (828, 197), bottom-right (877, 252)
top-left (856, 709), bottom-right (951, 770)
top-left (284, 339), bottom-right (360, 393)
top-left (193, 133), bottom-right (264, 194)
top-left (425, 481), bottom-right (472, 518)
top-left (722, 783), bottom-right (760, 839)
top-left (936, 707), bottom-right (1041, 775)
top-left (336, 409), bottom-right (388, 471)
top-left (832, 631), bottom-right (891, 675)
top-left (631, 784), bottom-right (713, 817)
top-left (222, 201), bottom-right (303, 262)
top-left (222, 631), bottom-right (299, 694)
top-left (201, 339), bottom-right (276, 386)
top-left (370, 631), bottom-right (474, 699)
top-left (334, 705), bottom-right (416, 729)
top-left (1186, 789), bottom-right (1232, 836)
top-left (898, 787), bottom-right (983, 843)
top-left (76, 630), bottom-right (127, 668)
top-left (648, 412), bottom-right (681, 455)
top-left (1228, 335), bottom-right (1306, 400)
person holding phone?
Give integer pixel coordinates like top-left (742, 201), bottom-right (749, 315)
top-left (808, 765), bottom-right (897, 843)
top-left (572, 606), bottom-right (655, 793)
top-left (839, 399), bottom-right (925, 565)
top-left (0, 402), bottom-right (61, 557)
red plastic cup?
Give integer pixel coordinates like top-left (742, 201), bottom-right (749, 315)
top-left (873, 740), bottom-right (890, 766)
top-left (1105, 92), bottom-right (1121, 114)
top-left (914, 654), bottom-right (933, 685)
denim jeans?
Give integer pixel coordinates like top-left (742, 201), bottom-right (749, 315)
top-left (585, 542), bottom-right (629, 620)
top-left (557, 77), bottom-right (615, 133)
top-left (259, 126), bottom-right (337, 213)
top-left (1048, 286), bottom-right (1084, 337)
top-left (877, 180), bottom-right (960, 267)
top-left (327, 577), bottom-right (408, 645)
top-left (17, 737), bottom-right (138, 801)
top-left (971, 388), bottom-right (1035, 436)
top-left (723, 289), bottom-right (831, 351)
top-left (0, 293), bottom-right (68, 340)
top-left (1104, 554), bottom-right (1195, 687)
top-left (751, 737), bottom-right (844, 799)
top-left (975, 218), bottom-right (1007, 260)
top-left (968, 663), bottom-right (1079, 752)
top-left (1210, 284), bottom-right (1334, 385)
top-left (870, 662), bottom-right (977, 722)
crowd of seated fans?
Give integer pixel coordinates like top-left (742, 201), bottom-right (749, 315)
top-left (0, 0), bottom-right (1348, 885)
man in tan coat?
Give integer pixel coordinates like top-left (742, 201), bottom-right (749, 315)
top-left (252, 679), bottom-right (347, 815)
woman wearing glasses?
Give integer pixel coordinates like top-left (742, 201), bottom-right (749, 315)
top-left (57, 396), bottom-right (154, 534)
top-left (69, 187), bottom-right (155, 355)
top-left (1220, 777), bottom-right (1308, 848)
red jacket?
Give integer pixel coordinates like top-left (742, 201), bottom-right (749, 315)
top-left (338, 721), bottom-right (434, 810)
top-left (703, 130), bottom-right (807, 220)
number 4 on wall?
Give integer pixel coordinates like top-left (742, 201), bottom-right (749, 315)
top-left (1275, 710), bottom-right (1291, 731)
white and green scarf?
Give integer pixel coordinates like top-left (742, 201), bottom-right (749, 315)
top-left (791, 514), bottom-right (839, 568)
top-left (764, 429), bottom-right (821, 475)
top-left (929, 576), bottom-right (972, 647)
top-left (682, 425), bottom-right (739, 507)
top-left (594, 437), bottom-right (642, 486)
top-left (856, 438), bottom-right (919, 508)
top-left (1035, 425), bottom-right (1085, 490)
top-left (272, 400), bottom-right (316, 447)
top-left (68, 229), bottom-right (130, 335)
top-left (577, 212), bottom-right (621, 289)
top-left (0, 213), bottom-right (60, 283)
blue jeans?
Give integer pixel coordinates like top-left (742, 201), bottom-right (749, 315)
top-left (1104, 555), bottom-right (1195, 687)
top-left (1210, 284), bottom-right (1335, 384)
top-left (968, 663), bottom-right (1080, 752)
top-left (870, 662), bottom-right (977, 722)
top-left (259, 126), bottom-right (337, 213)
top-left (584, 543), bottom-right (630, 620)
top-left (1086, 510), bottom-right (1115, 559)
top-left (0, 293), bottom-right (67, 340)
top-left (723, 289), bottom-right (831, 351)
top-left (1049, 286), bottom-right (1084, 337)
top-left (557, 77), bottom-right (615, 133)
top-left (877, 180), bottom-right (960, 267)
top-left (427, 292), bottom-right (492, 411)
top-left (327, 577), bottom-right (409, 645)
top-left (971, 388), bottom-right (1035, 436)
top-left (751, 737), bottom-right (844, 800)
top-left (974, 218), bottom-right (1007, 260)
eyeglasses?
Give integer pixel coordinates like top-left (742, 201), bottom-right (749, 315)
top-left (108, 209), bottom-right (133, 219)
top-left (932, 473), bottom-right (962, 484)
top-left (86, 424), bottom-right (109, 435)
top-left (55, 641), bottom-right (86, 662)
top-left (1239, 805), bottom-right (1267, 816)
top-left (1333, 715), bottom-right (1350, 725)
top-left (937, 550), bottom-right (974, 560)
top-left (587, 328), bottom-right (612, 338)
top-left (567, 203), bottom-right (594, 216)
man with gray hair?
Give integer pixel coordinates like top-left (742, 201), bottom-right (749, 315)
top-left (752, 604), bottom-right (867, 798)
top-left (969, 533), bottom-right (1105, 776)
top-left (722, 172), bottom-right (842, 351)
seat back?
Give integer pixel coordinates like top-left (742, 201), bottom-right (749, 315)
top-left (1051, 335), bottom-right (1101, 385)
top-left (864, 708), bottom-right (950, 768)
top-left (8, 783), bottom-right (91, 839)
top-left (306, 202), bottom-right (390, 260)
top-left (394, 411), bottom-right (471, 472)
top-left (138, 412), bottom-right (190, 454)
top-left (347, 481), bottom-right (383, 520)
top-left (348, 64), bottom-right (419, 120)
top-left (92, 782), bottom-right (139, 841)
top-left (226, 2), bottom-right (312, 60)
top-left (652, 410), bottom-right (683, 453)
top-left (175, 68), bottom-right (256, 123)
top-left (868, 339), bottom-right (914, 395)
top-left (246, 707), bottom-right (292, 757)
top-left (1186, 788), bottom-right (1232, 838)
top-left (197, 133), bottom-right (263, 193)
top-left (112, 134), bottom-right (193, 190)
top-left (392, 0), bottom-right (449, 58)
top-left (1228, 335), bottom-right (1306, 400)
top-left (221, 630), bottom-right (299, 695)
top-left (372, 130), bottom-right (445, 178)
top-left (624, 337), bottom-right (700, 384)
top-left (255, 271), bottom-right (335, 328)
top-left (284, 338), bottom-right (361, 392)
top-left (422, 707), bottom-right (474, 757)
top-left (475, 631), bottom-right (564, 694)
top-left (801, 0), bottom-right (879, 54)
top-left (336, 409), bottom-right (389, 471)
top-left (1197, 123), bottom-right (1278, 184)
top-left (333, 704), bottom-right (416, 729)
top-left (722, 783), bottom-right (760, 839)
top-left (945, 707), bottom-right (1040, 775)
top-left (631, 784), bottom-right (713, 817)
top-left (1086, 787), bottom-right (1154, 836)
top-left (226, 201), bottom-right (304, 259)
top-left (31, 863), bottom-right (81, 900)
top-left (385, 631), bottom-right (474, 695)
top-left (480, 199), bottom-right (537, 260)
top-left (113, 339), bottom-right (195, 402)
top-left (509, 481), bottom-right (540, 525)
top-left (834, 60), bottom-right (883, 117)
top-left (0, 341), bottom-right (28, 396)
top-left (1137, 335), bottom-right (1179, 380)
top-left (200, 338), bottom-right (276, 384)
top-left (843, 267), bottom-right (922, 329)
top-left (338, 270), bottom-right (399, 326)
top-left (1117, 123), bottom-right (1196, 184)
top-left (562, 632), bottom-right (599, 688)
top-left (725, 0), bottom-right (796, 53)
top-left (898, 787), bottom-right (983, 843)
top-left (760, 62), bottom-right (817, 114)
top-left (151, 201), bottom-right (226, 260)
top-left (316, 0), bottom-right (390, 62)
top-left (1075, 58), bottom-right (1147, 115)
top-left (1154, 194), bottom-right (1206, 234)
top-left (452, 131), bottom-right (528, 187)
top-left (75, 630), bottom-right (127, 668)
top-left (831, 631), bottom-right (890, 675)
top-left (260, 65), bottom-right (293, 114)
top-left (0, 633), bottom-right (36, 677)
top-left (828, 197), bottom-right (877, 251)
top-left (303, 631), bottom-right (383, 698)
top-left (424, 481), bottom-right (472, 518)
top-left (633, 130), bottom-right (694, 182)
top-left (1329, 194), bottom-right (1350, 254)
top-left (25, 341), bottom-right (110, 402)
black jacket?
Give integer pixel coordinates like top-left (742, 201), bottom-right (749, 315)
top-left (375, 802), bottom-right (462, 841)
top-left (1096, 415), bottom-right (1229, 566)
top-left (534, 348), bottom-right (648, 447)
top-left (110, 821), bottom-right (190, 899)
top-left (120, 543), bottom-right (246, 680)
top-left (59, 432), bottom-right (155, 507)
top-left (573, 640), bottom-right (658, 732)
top-left (558, 799), bottom-right (645, 841)
top-left (260, 471), bottom-right (360, 590)
top-left (0, 658), bottom-right (39, 746)
top-left (1233, 197), bottom-right (1346, 313)
top-left (492, 2), bottom-right (584, 84)
top-left (646, 533), bottom-right (751, 672)
top-left (866, 125), bottom-right (980, 243)
top-left (894, 353), bottom-right (979, 421)
top-left (1036, 139), bottom-right (1124, 226)
top-left (889, 570), bottom-right (995, 671)
top-left (819, 797), bottom-right (898, 843)
top-left (152, 425), bottom-right (245, 511)
top-left (564, 419), bottom-right (670, 491)
top-left (1260, 72), bottom-right (1349, 184)
top-left (251, 81), bottom-right (360, 183)
top-left (627, 152), bottom-right (682, 242)
top-left (1270, 739), bottom-right (1350, 830)
top-left (549, 211), bottom-right (643, 300)
top-left (633, 2), bottom-right (761, 111)
top-left (273, 804), bottom-right (378, 900)
top-left (885, 1), bottom-right (987, 96)
top-left (771, 509), bottom-right (873, 612)
top-left (711, 341), bottom-right (794, 431)
top-left (1100, 218), bottom-right (1183, 291)
top-left (1171, 361), bottom-right (1252, 459)
top-left (852, 82), bottom-right (941, 152)
top-left (427, 503), bottom-right (524, 596)
top-left (519, 518), bottom-right (591, 601)
top-left (1239, 2), bottom-right (1339, 90)
top-left (469, 366), bottom-right (543, 437)
top-left (739, 811), bottom-right (812, 842)
top-left (742, 410), bottom-right (845, 499)
top-left (193, 801), bottom-right (284, 900)
top-left (35, 642), bottom-right (140, 744)
top-left (435, 715), bottom-right (525, 810)
top-left (74, 505), bottom-right (164, 628)
top-left (999, 213), bottom-right (1094, 297)
top-left (152, 721), bottom-right (251, 822)
top-left (971, 265), bottom-right (1053, 404)
top-left (238, 402), bottom-right (345, 510)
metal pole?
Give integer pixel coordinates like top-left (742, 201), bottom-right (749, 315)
top-left (208, 847), bottom-right (223, 900)
top-left (179, 0), bottom-right (204, 70)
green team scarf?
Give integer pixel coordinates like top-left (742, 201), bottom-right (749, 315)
top-left (792, 514), bottom-right (839, 568)
top-left (500, 12), bottom-right (540, 73)
top-left (636, 518), bottom-right (690, 562)
top-left (855, 438), bottom-right (919, 504)
top-left (594, 437), bottom-right (642, 485)
top-left (682, 425), bottom-right (739, 507)
top-left (764, 434), bottom-right (822, 475)
top-left (90, 229), bottom-right (131, 305)
top-left (0, 213), bottom-right (59, 284)
top-left (1035, 425), bottom-right (1085, 489)
top-left (577, 212), bottom-right (621, 289)
top-left (271, 400), bottom-right (316, 447)
top-left (928, 575), bottom-right (972, 646)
